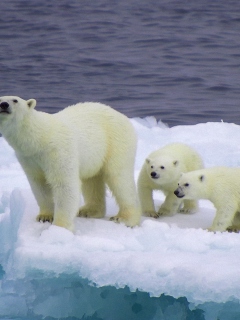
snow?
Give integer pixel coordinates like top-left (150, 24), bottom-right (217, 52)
top-left (1, 118), bottom-right (240, 319)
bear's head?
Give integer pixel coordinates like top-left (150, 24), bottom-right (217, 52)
top-left (145, 155), bottom-right (182, 186)
top-left (174, 171), bottom-right (205, 199)
top-left (0, 96), bottom-right (36, 123)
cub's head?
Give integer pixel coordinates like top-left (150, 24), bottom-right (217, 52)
top-left (145, 155), bottom-right (182, 185)
top-left (174, 171), bottom-right (205, 200)
top-left (0, 96), bottom-right (36, 121)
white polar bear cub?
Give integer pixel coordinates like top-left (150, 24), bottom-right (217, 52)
top-left (175, 167), bottom-right (240, 232)
top-left (137, 143), bottom-right (204, 218)
top-left (0, 96), bottom-right (141, 231)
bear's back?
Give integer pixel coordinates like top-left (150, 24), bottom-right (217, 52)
top-left (52, 102), bottom-right (137, 178)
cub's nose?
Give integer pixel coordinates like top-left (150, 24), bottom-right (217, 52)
top-left (0, 102), bottom-right (9, 110)
top-left (174, 190), bottom-right (179, 196)
top-left (151, 172), bottom-right (157, 178)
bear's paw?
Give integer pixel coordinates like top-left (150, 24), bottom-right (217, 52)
top-left (78, 205), bottom-right (105, 219)
top-left (144, 210), bottom-right (159, 219)
top-left (110, 208), bottom-right (141, 227)
top-left (226, 226), bottom-right (239, 233)
top-left (36, 212), bottom-right (54, 223)
top-left (179, 208), bottom-right (195, 214)
top-left (158, 207), bottom-right (174, 217)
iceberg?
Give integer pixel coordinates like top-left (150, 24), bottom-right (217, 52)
top-left (0, 119), bottom-right (240, 319)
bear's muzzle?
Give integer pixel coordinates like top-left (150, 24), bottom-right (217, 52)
top-left (174, 188), bottom-right (185, 198)
top-left (0, 102), bottom-right (10, 114)
top-left (150, 171), bottom-right (159, 179)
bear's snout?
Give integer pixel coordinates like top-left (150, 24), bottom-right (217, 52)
top-left (150, 171), bottom-right (159, 179)
top-left (0, 102), bottom-right (10, 113)
top-left (174, 188), bottom-right (185, 198)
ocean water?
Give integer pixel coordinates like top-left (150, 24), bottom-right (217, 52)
top-left (0, 0), bottom-right (240, 127)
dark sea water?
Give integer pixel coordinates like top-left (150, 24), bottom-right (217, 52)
top-left (0, 0), bottom-right (240, 127)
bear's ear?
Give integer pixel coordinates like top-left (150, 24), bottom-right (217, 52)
top-left (199, 175), bottom-right (204, 182)
top-left (27, 99), bottom-right (36, 109)
top-left (146, 158), bottom-right (150, 164)
top-left (173, 160), bottom-right (179, 166)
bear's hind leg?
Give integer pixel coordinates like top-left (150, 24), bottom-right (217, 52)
top-left (228, 211), bottom-right (240, 232)
top-left (78, 172), bottom-right (106, 219)
top-left (209, 202), bottom-right (237, 232)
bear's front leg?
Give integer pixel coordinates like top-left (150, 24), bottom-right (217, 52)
top-left (53, 187), bottom-right (79, 231)
top-left (180, 199), bottom-right (198, 214)
top-left (158, 193), bottom-right (182, 216)
top-left (50, 174), bottom-right (80, 231)
top-left (17, 157), bottom-right (55, 224)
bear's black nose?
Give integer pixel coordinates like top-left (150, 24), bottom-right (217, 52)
top-left (174, 189), bottom-right (184, 198)
top-left (151, 172), bottom-right (157, 178)
top-left (0, 102), bottom-right (9, 110)
top-left (174, 190), bottom-right (179, 196)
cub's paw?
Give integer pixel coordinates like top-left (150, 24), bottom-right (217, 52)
top-left (207, 228), bottom-right (217, 234)
top-left (145, 210), bottom-right (159, 219)
top-left (158, 207), bottom-right (173, 216)
top-left (207, 226), bottom-right (227, 233)
top-left (179, 208), bottom-right (196, 214)
top-left (78, 206), bottom-right (105, 219)
top-left (36, 213), bottom-right (53, 223)
top-left (110, 215), bottom-right (123, 224)
top-left (226, 226), bottom-right (239, 233)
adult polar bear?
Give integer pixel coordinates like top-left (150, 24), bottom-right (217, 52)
top-left (0, 96), bottom-right (141, 231)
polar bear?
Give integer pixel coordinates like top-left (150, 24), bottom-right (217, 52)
top-left (137, 143), bottom-right (204, 218)
top-left (0, 96), bottom-right (141, 231)
top-left (174, 167), bottom-right (240, 232)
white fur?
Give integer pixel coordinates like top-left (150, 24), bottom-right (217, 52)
top-left (0, 96), bottom-right (141, 230)
top-left (175, 167), bottom-right (240, 232)
top-left (137, 143), bottom-right (204, 218)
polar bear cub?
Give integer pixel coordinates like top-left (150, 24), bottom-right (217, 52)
top-left (174, 167), bottom-right (240, 232)
top-left (137, 143), bottom-right (204, 218)
top-left (0, 96), bottom-right (141, 231)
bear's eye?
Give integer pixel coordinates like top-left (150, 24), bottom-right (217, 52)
top-left (13, 99), bottom-right (18, 103)
top-left (151, 165), bottom-right (154, 169)
top-left (184, 183), bottom-right (189, 187)
top-left (160, 166), bottom-right (165, 169)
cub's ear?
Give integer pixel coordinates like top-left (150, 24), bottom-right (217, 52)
top-left (173, 160), bottom-right (179, 166)
top-left (146, 158), bottom-right (151, 164)
top-left (199, 175), bottom-right (204, 182)
top-left (27, 99), bottom-right (37, 109)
